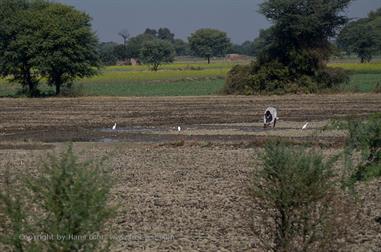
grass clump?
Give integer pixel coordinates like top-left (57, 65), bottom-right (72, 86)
top-left (251, 141), bottom-right (341, 252)
top-left (0, 145), bottom-right (114, 252)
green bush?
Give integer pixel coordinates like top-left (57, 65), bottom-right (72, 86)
top-left (223, 63), bottom-right (254, 95)
top-left (315, 67), bottom-right (350, 89)
top-left (60, 83), bottom-right (84, 97)
top-left (249, 61), bottom-right (292, 94)
top-left (0, 145), bottom-right (114, 252)
top-left (251, 141), bottom-right (339, 251)
top-left (224, 62), bottom-right (349, 95)
top-left (333, 113), bottom-right (381, 184)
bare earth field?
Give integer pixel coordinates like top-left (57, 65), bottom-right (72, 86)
top-left (0, 94), bottom-right (380, 251)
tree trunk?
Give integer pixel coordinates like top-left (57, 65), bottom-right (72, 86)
top-left (207, 56), bottom-right (210, 64)
top-left (23, 64), bottom-right (37, 97)
top-left (28, 81), bottom-right (36, 97)
top-left (55, 83), bottom-right (61, 96)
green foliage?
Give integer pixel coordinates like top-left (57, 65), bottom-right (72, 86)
top-left (124, 28), bottom-right (178, 60)
top-left (0, 168), bottom-right (38, 251)
top-left (188, 28), bottom-right (231, 63)
top-left (223, 64), bottom-right (253, 95)
top-left (173, 39), bottom-right (190, 56)
top-left (257, 0), bottom-right (351, 72)
top-left (230, 40), bottom-right (256, 56)
top-left (333, 114), bottom-right (381, 184)
top-left (249, 61), bottom-right (294, 94)
top-left (125, 33), bottom-right (155, 59)
top-left (252, 28), bottom-right (274, 57)
top-left (140, 39), bottom-right (175, 71)
top-left (337, 8), bottom-right (381, 63)
top-left (144, 28), bottom-right (157, 37)
top-left (252, 141), bottom-right (339, 251)
top-left (0, 0), bottom-right (100, 96)
top-left (98, 42), bottom-right (119, 66)
top-left (226, 0), bottom-right (352, 95)
top-left (315, 67), bottom-right (350, 89)
top-left (224, 61), bottom-right (349, 94)
top-left (0, 145), bottom-right (114, 251)
top-left (0, 0), bottom-right (47, 96)
top-left (33, 3), bottom-right (100, 95)
top-left (157, 27), bottom-right (175, 42)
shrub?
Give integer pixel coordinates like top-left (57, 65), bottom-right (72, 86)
top-left (249, 61), bottom-right (292, 94)
top-left (223, 63), bottom-right (254, 95)
top-left (315, 67), bottom-right (350, 89)
top-left (0, 145), bottom-right (114, 252)
top-left (60, 83), bottom-right (84, 97)
top-left (224, 61), bottom-right (349, 95)
top-left (251, 141), bottom-right (339, 251)
top-left (333, 113), bottom-right (381, 185)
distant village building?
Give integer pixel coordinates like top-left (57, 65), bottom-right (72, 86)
top-left (116, 58), bottom-right (141, 66)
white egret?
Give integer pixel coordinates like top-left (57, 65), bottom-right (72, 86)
top-left (112, 123), bottom-right (117, 130)
top-left (302, 122), bottom-right (309, 130)
top-left (177, 126), bottom-right (181, 132)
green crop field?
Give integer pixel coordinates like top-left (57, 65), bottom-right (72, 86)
top-left (0, 60), bottom-right (380, 97)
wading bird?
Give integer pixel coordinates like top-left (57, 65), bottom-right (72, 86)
top-left (112, 123), bottom-right (117, 130)
top-left (302, 122), bottom-right (309, 130)
top-left (177, 126), bottom-right (181, 132)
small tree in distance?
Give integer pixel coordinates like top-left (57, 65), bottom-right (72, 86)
top-left (140, 39), bottom-right (175, 71)
top-left (337, 8), bottom-right (381, 63)
top-left (188, 28), bottom-right (231, 64)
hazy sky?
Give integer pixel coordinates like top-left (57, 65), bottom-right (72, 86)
top-left (55, 0), bottom-right (381, 44)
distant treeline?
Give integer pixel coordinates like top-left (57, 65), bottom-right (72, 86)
top-left (98, 27), bottom-right (258, 66)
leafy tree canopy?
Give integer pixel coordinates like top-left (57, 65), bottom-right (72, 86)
top-left (0, 0), bottom-right (100, 96)
top-left (225, 0), bottom-right (352, 95)
top-left (33, 2), bottom-right (100, 95)
top-left (188, 28), bottom-right (231, 63)
top-left (140, 38), bottom-right (175, 71)
top-left (337, 7), bottom-right (381, 62)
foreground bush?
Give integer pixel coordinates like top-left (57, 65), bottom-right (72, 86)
top-left (251, 141), bottom-right (339, 251)
top-left (0, 145), bottom-right (113, 252)
top-left (333, 113), bottom-right (381, 184)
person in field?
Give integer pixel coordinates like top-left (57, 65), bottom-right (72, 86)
top-left (264, 107), bottom-right (278, 128)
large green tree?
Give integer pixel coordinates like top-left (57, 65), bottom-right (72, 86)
top-left (0, 0), bottom-right (100, 96)
top-left (140, 39), bottom-right (175, 71)
top-left (188, 28), bottom-right (231, 64)
top-left (124, 33), bottom-right (155, 59)
top-left (158, 27), bottom-right (175, 42)
top-left (337, 8), bottom-right (381, 62)
top-left (258, 0), bottom-right (352, 75)
top-left (0, 0), bottom-right (47, 96)
top-left (225, 0), bottom-right (352, 95)
top-left (33, 3), bottom-right (100, 95)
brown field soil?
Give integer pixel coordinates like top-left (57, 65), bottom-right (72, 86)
top-left (0, 93), bottom-right (380, 251)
